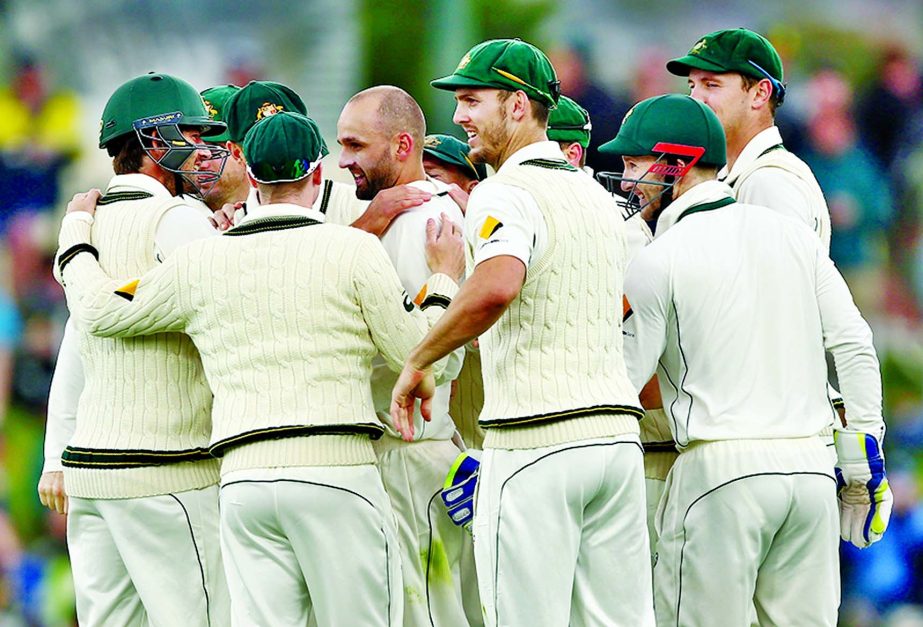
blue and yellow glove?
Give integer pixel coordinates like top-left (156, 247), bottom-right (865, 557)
top-left (834, 430), bottom-right (892, 548)
top-left (442, 451), bottom-right (480, 531)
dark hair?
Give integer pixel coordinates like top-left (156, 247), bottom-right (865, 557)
top-left (741, 74), bottom-right (781, 115)
top-left (108, 134), bottom-right (146, 174)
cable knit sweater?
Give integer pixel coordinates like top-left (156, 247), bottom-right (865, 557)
top-left (58, 203), bottom-right (458, 475)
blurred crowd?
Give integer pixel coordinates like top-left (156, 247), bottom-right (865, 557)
top-left (0, 30), bottom-right (921, 627)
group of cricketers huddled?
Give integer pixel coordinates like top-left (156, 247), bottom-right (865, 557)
top-left (38, 26), bottom-right (890, 627)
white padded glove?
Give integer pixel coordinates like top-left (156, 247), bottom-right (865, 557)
top-left (834, 430), bottom-right (892, 548)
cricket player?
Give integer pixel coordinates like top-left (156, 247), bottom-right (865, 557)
top-left (221, 80), bottom-right (432, 235)
top-left (45, 72), bottom-right (231, 626)
top-left (423, 133), bottom-right (487, 193)
top-left (39, 83), bottom-right (241, 519)
top-left (337, 85), bottom-right (478, 627)
top-left (200, 84), bottom-right (249, 211)
top-left (422, 133), bottom-right (487, 452)
top-left (391, 38), bottom-right (654, 626)
top-left (605, 93), bottom-right (890, 626)
top-left (55, 111), bottom-right (465, 626)
top-left (667, 28), bottom-right (846, 431)
top-left (546, 94), bottom-right (593, 171)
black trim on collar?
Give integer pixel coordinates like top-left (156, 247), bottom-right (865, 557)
top-left (224, 215), bottom-right (322, 236)
top-left (676, 196), bottom-right (736, 223)
top-left (758, 142), bottom-right (786, 158)
top-left (61, 445), bottom-right (213, 468)
top-left (519, 158), bottom-right (579, 172)
top-left (479, 404), bottom-right (644, 429)
top-left (209, 423), bottom-right (386, 457)
top-left (319, 179), bottom-right (334, 215)
top-left (96, 190), bottom-right (155, 206)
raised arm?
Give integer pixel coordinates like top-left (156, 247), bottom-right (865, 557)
top-left (55, 194), bottom-right (185, 338)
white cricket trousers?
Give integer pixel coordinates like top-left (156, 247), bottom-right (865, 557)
top-left (375, 437), bottom-right (481, 627)
top-left (68, 485), bottom-right (229, 627)
top-left (219, 465), bottom-right (403, 627)
top-left (654, 437), bottom-right (839, 627)
top-left (473, 435), bottom-right (654, 627)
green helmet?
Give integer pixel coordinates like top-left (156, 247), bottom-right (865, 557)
top-left (100, 73), bottom-right (225, 150)
top-left (99, 73), bottom-right (228, 195)
top-left (596, 95), bottom-right (726, 217)
top-left (599, 94), bottom-right (726, 166)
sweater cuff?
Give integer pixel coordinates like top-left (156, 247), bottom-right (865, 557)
top-left (421, 273), bottom-right (458, 310)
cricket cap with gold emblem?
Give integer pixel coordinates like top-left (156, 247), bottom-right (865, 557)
top-left (200, 84), bottom-right (240, 143)
top-left (423, 134), bottom-right (487, 180)
top-left (431, 38), bottom-right (561, 108)
top-left (224, 80), bottom-right (308, 143)
top-left (667, 28), bottom-right (786, 102)
top-left (243, 112), bottom-right (328, 184)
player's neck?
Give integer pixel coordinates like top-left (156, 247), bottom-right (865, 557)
top-left (725, 117), bottom-right (774, 172)
top-left (494, 125), bottom-right (547, 169)
top-left (394, 160), bottom-right (427, 186)
top-left (138, 162), bottom-right (178, 195)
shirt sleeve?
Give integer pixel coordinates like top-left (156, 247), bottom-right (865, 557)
top-left (351, 233), bottom-right (458, 380)
top-left (57, 213), bottom-right (186, 338)
top-left (814, 244), bottom-right (883, 436)
top-left (622, 247), bottom-right (670, 391)
top-left (736, 168), bottom-right (816, 233)
top-left (465, 182), bottom-right (542, 268)
top-left (43, 318), bottom-right (83, 472)
top-left (154, 203), bottom-right (218, 260)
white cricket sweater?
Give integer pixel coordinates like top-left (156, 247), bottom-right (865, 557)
top-left (722, 126), bottom-right (832, 253)
top-left (56, 175), bottom-right (218, 499)
top-left (58, 203), bottom-right (458, 475)
top-left (472, 153), bottom-right (643, 447)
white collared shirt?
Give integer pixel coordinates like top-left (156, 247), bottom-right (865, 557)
top-left (371, 177), bottom-right (464, 441)
top-left (623, 180), bottom-right (882, 447)
top-left (464, 141), bottom-right (565, 269)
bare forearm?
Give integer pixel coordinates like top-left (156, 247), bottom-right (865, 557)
top-left (408, 264), bottom-right (517, 370)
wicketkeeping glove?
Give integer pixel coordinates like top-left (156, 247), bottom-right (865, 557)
top-left (442, 451), bottom-right (480, 532)
top-left (834, 429), bottom-right (892, 548)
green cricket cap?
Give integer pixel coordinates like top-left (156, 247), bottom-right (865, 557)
top-left (667, 28), bottom-right (784, 85)
top-left (599, 94), bottom-right (726, 168)
top-left (431, 38), bottom-right (561, 108)
top-left (224, 80), bottom-right (308, 143)
top-left (547, 95), bottom-right (591, 148)
top-left (423, 134), bottom-right (487, 181)
top-left (243, 112), bottom-right (329, 184)
top-left (200, 85), bottom-right (240, 143)
top-left (99, 72), bottom-right (225, 149)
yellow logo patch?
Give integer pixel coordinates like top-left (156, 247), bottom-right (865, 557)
top-left (479, 215), bottom-right (503, 239)
top-left (203, 98), bottom-right (218, 118)
top-left (691, 39), bottom-right (707, 55)
top-left (424, 136), bottom-right (442, 149)
top-left (256, 102), bottom-right (284, 120)
top-left (457, 52), bottom-right (471, 70)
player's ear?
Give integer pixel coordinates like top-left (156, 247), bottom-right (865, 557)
top-left (395, 132), bottom-right (414, 161)
top-left (312, 163), bottom-right (323, 185)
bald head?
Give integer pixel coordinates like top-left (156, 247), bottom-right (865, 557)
top-left (346, 85), bottom-right (426, 151)
top-left (337, 85), bottom-right (429, 199)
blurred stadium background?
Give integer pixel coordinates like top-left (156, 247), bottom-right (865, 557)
top-left (0, 0), bottom-right (921, 624)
